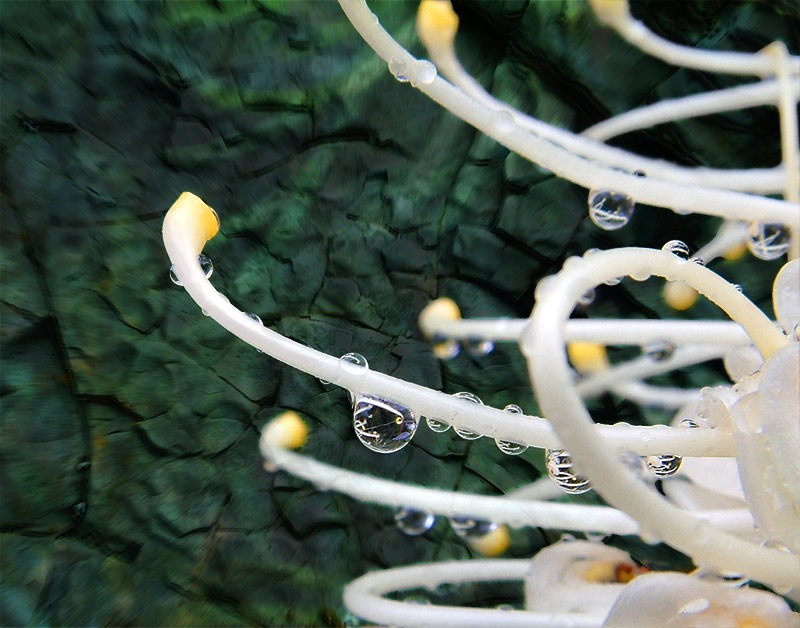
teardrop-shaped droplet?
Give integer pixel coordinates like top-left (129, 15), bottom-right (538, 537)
top-left (662, 240), bottom-right (690, 259)
top-left (578, 289), bottom-right (596, 306)
top-left (169, 266), bottom-right (182, 285)
top-left (495, 404), bottom-right (528, 455)
top-left (198, 254), bottom-right (213, 278)
top-left (545, 449), bottom-right (592, 494)
top-left (353, 395), bottom-right (417, 453)
top-left (410, 59), bottom-right (437, 86)
top-left (746, 222), bottom-right (790, 260)
top-left (339, 352), bottom-right (369, 374)
top-left (388, 58), bottom-right (410, 82)
top-left (645, 454), bottom-right (683, 477)
top-left (425, 416), bottom-right (450, 433)
top-left (588, 189), bottom-right (635, 231)
top-left (452, 391), bottom-right (483, 440)
top-left (395, 507), bottom-right (435, 536)
top-left (247, 312), bottom-right (262, 325)
top-left (449, 516), bottom-right (498, 540)
top-left (466, 337), bottom-right (494, 357)
top-left (644, 341), bottom-right (674, 361)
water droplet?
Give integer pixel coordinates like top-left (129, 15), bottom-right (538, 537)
top-left (630, 267), bottom-right (651, 282)
top-left (578, 289), bottom-right (595, 307)
top-left (466, 337), bottom-right (494, 357)
top-left (733, 283), bottom-right (743, 293)
top-left (646, 454), bottom-right (682, 477)
top-left (388, 58), bottom-right (409, 82)
top-left (678, 598), bottom-right (710, 615)
top-left (679, 418), bottom-right (699, 429)
top-left (496, 604), bottom-right (515, 611)
top-left (201, 308), bottom-right (210, 316)
top-left (747, 222), bottom-right (790, 260)
top-left (198, 254), bottom-right (213, 278)
top-left (495, 404), bottom-right (527, 455)
top-left (395, 508), bottom-right (435, 535)
top-left (584, 530), bottom-right (607, 543)
top-left (643, 341), bottom-right (674, 361)
top-left (353, 395), bottom-right (417, 453)
top-left (246, 313), bottom-right (262, 325)
top-left (449, 516), bottom-right (497, 539)
top-left (619, 450), bottom-right (646, 479)
top-left (410, 59), bottom-right (437, 86)
top-left (661, 240), bottom-right (690, 259)
top-left (420, 412), bottom-right (448, 433)
top-left (339, 352), bottom-right (369, 374)
top-left (604, 276), bottom-right (621, 286)
top-left (169, 266), bottom-right (182, 285)
top-left (491, 109), bottom-right (515, 135)
top-left (588, 189), bottom-right (635, 230)
top-left (432, 334), bottom-right (460, 360)
top-left (633, 170), bottom-right (647, 177)
top-left (545, 449), bottom-right (592, 494)
top-left (689, 256), bottom-right (705, 266)
top-left (452, 392), bottom-right (483, 440)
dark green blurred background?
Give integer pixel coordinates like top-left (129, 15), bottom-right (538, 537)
top-left (1, 1), bottom-right (797, 626)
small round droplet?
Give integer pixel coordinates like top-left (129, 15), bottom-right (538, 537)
top-left (661, 240), bottom-right (690, 259)
top-left (395, 508), bottom-right (435, 536)
top-left (578, 289), bottom-right (595, 307)
top-left (545, 449), bottom-right (592, 494)
top-left (491, 110), bottom-right (515, 135)
top-left (425, 416), bottom-right (450, 433)
top-left (201, 308), bottom-right (210, 316)
top-left (495, 404), bottom-right (527, 455)
top-left (678, 598), bottom-right (710, 615)
top-left (339, 352), bottom-right (369, 374)
top-left (410, 59), bottom-right (437, 86)
top-left (746, 222), bottom-right (790, 260)
top-left (246, 312), bottom-right (262, 325)
top-left (449, 516), bottom-right (497, 539)
top-left (643, 341), bottom-right (674, 361)
top-left (353, 395), bottom-right (417, 454)
top-left (466, 337), bottom-right (494, 357)
top-left (452, 392), bottom-right (483, 440)
top-left (588, 189), bottom-right (635, 231)
top-left (388, 58), bottom-right (409, 82)
top-left (645, 454), bottom-right (682, 477)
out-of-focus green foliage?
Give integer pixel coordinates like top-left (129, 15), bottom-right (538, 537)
top-left (1, 1), bottom-right (796, 625)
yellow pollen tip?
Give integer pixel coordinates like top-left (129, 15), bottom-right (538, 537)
top-left (263, 411), bottom-right (308, 450)
top-left (417, 0), bottom-right (459, 51)
top-left (567, 342), bottom-right (610, 374)
top-left (587, 0), bottom-right (631, 27)
top-left (664, 280), bottom-right (698, 311)
top-left (722, 240), bottom-right (747, 261)
top-left (468, 525), bottom-right (510, 557)
top-left (165, 192), bottom-right (220, 254)
top-left (419, 297), bottom-right (461, 339)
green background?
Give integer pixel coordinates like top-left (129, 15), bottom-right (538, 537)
top-left (1, 1), bottom-right (797, 625)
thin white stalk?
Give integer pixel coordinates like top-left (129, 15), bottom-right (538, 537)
top-left (525, 247), bottom-right (798, 589)
top-left (343, 559), bottom-right (607, 628)
top-left (163, 204), bottom-right (738, 457)
top-left (694, 220), bottom-right (749, 265)
top-left (337, 0), bottom-right (800, 227)
top-left (610, 381), bottom-right (701, 410)
top-left (583, 80), bottom-right (795, 142)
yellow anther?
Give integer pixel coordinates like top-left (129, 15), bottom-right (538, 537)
top-left (468, 524), bottom-right (510, 557)
top-left (567, 341), bottom-right (610, 374)
top-left (416, 0), bottom-right (459, 52)
top-left (722, 240), bottom-right (747, 261)
top-left (583, 560), bottom-right (618, 583)
top-left (419, 297), bottom-right (461, 334)
top-left (663, 280), bottom-right (698, 311)
top-left (165, 192), bottom-right (220, 254)
top-left (587, 0), bottom-right (631, 27)
top-left (263, 411), bottom-right (308, 450)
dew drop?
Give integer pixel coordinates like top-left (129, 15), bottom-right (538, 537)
top-left (603, 276), bottom-right (621, 286)
top-left (678, 598), bottom-right (710, 615)
top-left (246, 312), bottom-right (262, 325)
top-left (353, 395), bottom-right (417, 453)
top-left (733, 283), bottom-right (743, 293)
top-left (339, 352), bottom-right (369, 374)
top-left (679, 418), bottom-right (699, 429)
top-left (578, 289), bottom-right (596, 307)
top-left (201, 308), bottom-right (210, 316)
top-left (630, 267), bottom-right (651, 282)
top-left (452, 391), bottom-right (483, 440)
top-left (587, 189), bottom-right (635, 230)
top-left (491, 109), bottom-right (515, 135)
top-left (619, 450), bottom-right (646, 479)
top-left (746, 222), bottom-right (790, 260)
top-left (169, 266), bottom-right (182, 285)
top-left (689, 256), bottom-right (705, 266)
top-left (425, 416), bottom-right (450, 433)
top-left (645, 454), bottom-right (682, 477)
top-left (545, 449), bottom-right (592, 494)
top-left (198, 254), bottom-right (213, 278)
top-left (643, 341), bottom-right (674, 361)
top-left (466, 337), bottom-right (494, 357)
top-left (410, 59), bottom-right (437, 86)
top-left (495, 404), bottom-right (527, 455)
top-left (388, 58), bottom-right (409, 82)
top-left (661, 240), bottom-right (690, 259)
top-left (449, 516), bottom-right (498, 539)
top-left (395, 508), bottom-right (435, 536)
top-left (496, 604), bottom-right (515, 611)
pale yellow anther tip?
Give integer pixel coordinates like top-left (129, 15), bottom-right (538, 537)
top-left (664, 280), bottom-right (698, 311)
top-left (468, 525), bottom-right (510, 557)
top-left (588, 0), bottom-right (630, 27)
top-left (263, 411), bottom-right (308, 450)
top-left (567, 341), bottom-right (610, 374)
top-left (417, 0), bottom-right (459, 51)
top-left (722, 240), bottom-right (747, 261)
top-left (419, 297), bottom-right (461, 336)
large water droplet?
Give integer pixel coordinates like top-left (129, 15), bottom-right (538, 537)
top-left (545, 449), bottom-right (592, 494)
top-left (452, 392), bottom-right (483, 440)
top-left (662, 240), bottom-right (690, 259)
top-left (388, 58), bottom-right (410, 82)
top-left (425, 416), bottom-right (450, 433)
top-left (410, 59), bottom-right (437, 86)
top-left (353, 395), bottom-right (417, 453)
top-left (747, 222), bottom-right (790, 260)
top-left (643, 341), bottom-right (674, 361)
top-left (588, 190), bottom-right (635, 230)
top-left (449, 516), bottom-right (498, 539)
top-left (339, 352), bottom-right (369, 374)
top-left (645, 454), bottom-right (682, 477)
top-left (495, 404), bottom-right (528, 455)
top-left (395, 508), bottom-right (435, 535)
